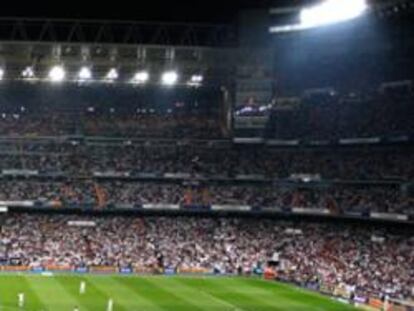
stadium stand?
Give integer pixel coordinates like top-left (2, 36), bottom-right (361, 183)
top-left (0, 214), bottom-right (412, 302)
top-left (0, 3), bottom-right (413, 310)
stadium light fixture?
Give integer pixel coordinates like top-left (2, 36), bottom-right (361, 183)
top-left (191, 75), bottom-right (203, 83)
top-left (161, 71), bottom-right (178, 86)
top-left (300, 0), bottom-right (368, 29)
top-left (132, 71), bottom-right (149, 84)
top-left (187, 74), bottom-right (203, 87)
top-left (78, 67), bottom-right (92, 81)
top-left (270, 0), bottom-right (368, 33)
top-left (105, 68), bottom-right (118, 81)
top-left (0, 68), bottom-right (4, 80)
top-left (22, 67), bottom-right (35, 79)
top-left (48, 66), bottom-right (66, 82)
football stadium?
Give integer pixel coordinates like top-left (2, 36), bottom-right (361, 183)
top-left (0, 0), bottom-right (413, 310)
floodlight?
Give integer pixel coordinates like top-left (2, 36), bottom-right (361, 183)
top-left (132, 71), bottom-right (149, 84)
top-left (0, 68), bottom-right (4, 80)
top-left (191, 75), bottom-right (203, 83)
top-left (162, 71), bottom-right (178, 85)
top-left (105, 68), bottom-right (118, 81)
top-left (187, 74), bottom-right (203, 87)
top-left (78, 67), bottom-right (92, 81)
top-left (300, 0), bottom-right (368, 28)
top-left (22, 67), bottom-right (35, 78)
top-left (48, 66), bottom-right (66, 82)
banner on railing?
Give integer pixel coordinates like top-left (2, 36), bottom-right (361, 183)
top-left (164, 267), bottom-right (176, 275)
top-left (177, 267), bottom-right (211, 274)
top-left (135, 173), bottom-right (159, 178)
top-left (46, 265), bottom-right (73, 272)
top-left (285, 228), bottom-right (303, 235)
top-left (119, 267), bottom-right (133, 274)
top-left (266, 139), bottom-right (299, 146)
top-left (1, 266), bottom-right (30, 272)
top-left (339, 137), bottom-right (381, 145)
top-left (182, 205), bottom-right (211, 211)
top-left (212, 205), bottom-right (251, 212)
top-left (344, 211), bottom-right (365, 218)
top-left (319, 283), bottom-right (335, 295)
top-left (235, 174), bottom-right (265, 181)
top-left (142, 204), bottom-right (180, 210)
top-left (2, 169), bottom-right (39, 176)
top-left (292, 208), bottom-right (330, 215)
top-left (93, 171), bottom-right (131, 178)
top-left (67, 221), bottom-right (96, 227)
top-left (163, 173), bottom-right (191, 179)
top-left (31, 266), bottom-right (45, 273)
top-left (259, 207), bottom-right (283, 213)
top-left (133, 267), bottom-right (154, 274)
top-left (74, 267), bottom-right (89, 273)
top-left (289, 174), bottom-right (321, 182)
top-left (114, 204), bottom-right (136, 209)
top-left (233, 137), bottom-right (264, 144)
top-left (370, 213), bottom-right (408, 221)
top-left (0, 201), bottom-right (34, 207)
top-left (368, 298), bottom-right (383, 309)
top-left (89, 266), bottom-right (117, 274)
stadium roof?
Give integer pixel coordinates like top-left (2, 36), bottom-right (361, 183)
top-left (1, 0), bottom-right (409, 22)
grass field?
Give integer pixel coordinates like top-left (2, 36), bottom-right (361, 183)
top-left (0, 274), bottom-right (359, 311)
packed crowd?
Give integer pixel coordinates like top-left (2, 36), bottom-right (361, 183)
top-left (102, 182), bottom-right (413, 215)
top-left (0, 180), bottom-right (412, 215)
top-left (0, 181), bottom-right (96, 206)
top-left (267, 90), bottom-right (414, 140)
top-left (0, 144), bottom-right (413, 180)
top-left (0, 214), bottom-right (412, 301)
top-left (0, 82), bottom-right (414, 141)
top-left (0, 114), bottom-right (223, 139)
top-left (0, 82), bottom-right (223, 139)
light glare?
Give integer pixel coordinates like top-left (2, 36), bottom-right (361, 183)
top-left (48, 66), bottom-right (65, 82)
top-left (300, 0), bottom-right (368, 28)
top-left (105, 68), bottom-right (118, 81)
top-left (132, 71), bottom-right (149, 84)
top-left (187, 74), bottom-right (203, 87)
top-left (22, 67), bottom-right (35, 78)
top-left (162, 71), bottom-right (178, 85)
top-left (78, 67), bottom-right (92, 80)
top-left (191, 75), bottom-right (203, 83)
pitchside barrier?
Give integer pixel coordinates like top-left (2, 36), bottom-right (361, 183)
top-left (299, 280), bottom-right (414, 311)
top-left (328, 289), bottom-right (413, 311)
top-left (0, 265), bottom-right (211, 275)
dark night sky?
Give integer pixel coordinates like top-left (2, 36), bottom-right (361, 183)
top-left (0, 0), bottom-right (310, 24)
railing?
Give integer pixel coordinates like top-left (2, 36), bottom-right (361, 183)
top-left (1, 201), bottom-right (412, 224)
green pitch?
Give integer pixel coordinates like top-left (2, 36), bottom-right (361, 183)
top-left (0, 274), bottom-right (359, 311)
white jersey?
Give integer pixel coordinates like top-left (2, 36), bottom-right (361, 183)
top-left (79, 281), bottom-right (86, 294)
top-left (107, 299), bottom-right (113, 311)
top-left (18, 293), bottom-right (24, 307)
